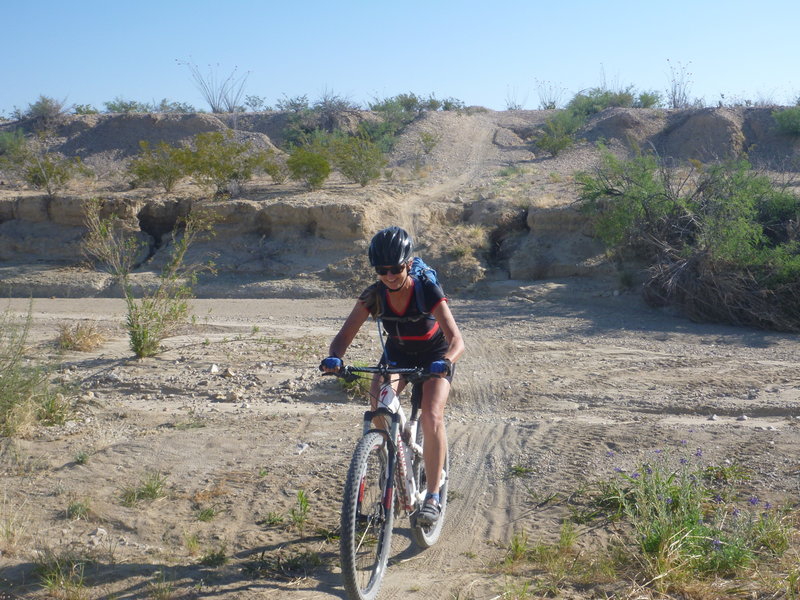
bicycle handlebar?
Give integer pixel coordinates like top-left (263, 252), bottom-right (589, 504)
top-left (322, 364), bottom-right (432, 384)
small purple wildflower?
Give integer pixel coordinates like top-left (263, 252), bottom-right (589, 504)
top-left (680, 458), bottom-right (689, 465)
top-left (764, 501), bottom-right (772, 510)
top-left (711, 538), bottom-right (723, 551)
top-left (680, 440), bottom-right (688, 446)
top-left (732, 508), bottom-right (741, 517)
top-left (695, 448), bottom-right (703, 457)
top-left (645, 466), bottom-right (653, 475)
top-left (713, 494), bottom-right (723, 503)
top-left (654, 449), bottom-right (663, 454)
top-left (606, 450), bottom-right (615, 458)
top-left (749, 496), bottom-right (759, 506)
top-left (665, 497), bottom-right (673, 505)
top-left (631, 472), bottom-right (640, 479)
top-left (614, 467), bottom-right (623, 473)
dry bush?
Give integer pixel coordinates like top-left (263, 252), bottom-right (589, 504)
top-left (643, 253), bottom-right (800, 332)
top-left (56, 321), bottom-right (105, 352)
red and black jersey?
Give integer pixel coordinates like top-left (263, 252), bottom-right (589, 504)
top-left (358, 277), bottom-right (448, 355)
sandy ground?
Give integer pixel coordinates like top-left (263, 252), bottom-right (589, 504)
top-left (2, 279), bottom-right (800, 599)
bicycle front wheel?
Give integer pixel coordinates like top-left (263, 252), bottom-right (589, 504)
top-left (340, 431), bottom-right (395, 600)
top-left (410, 426), bottom-right (449, 548)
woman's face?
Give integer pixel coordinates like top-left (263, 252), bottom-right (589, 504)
top-left (375, 262), bottom-right (408, 288)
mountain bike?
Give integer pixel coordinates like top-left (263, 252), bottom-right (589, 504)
top-left (331, 364), bottom-right (449, 600)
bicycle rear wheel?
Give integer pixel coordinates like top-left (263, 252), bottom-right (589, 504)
top-left (340, 431), bottom-right (395, 600)
top-left (410, 426), bottom-right (448, 548)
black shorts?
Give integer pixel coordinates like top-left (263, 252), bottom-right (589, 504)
top-left (381, 345), bottom-right (455, 383)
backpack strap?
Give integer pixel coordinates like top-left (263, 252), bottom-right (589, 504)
top-left (376, 277), bottom-right (434, 323)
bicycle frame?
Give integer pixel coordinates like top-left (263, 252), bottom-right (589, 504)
top-left (348, 365), bottom-right (428, 514)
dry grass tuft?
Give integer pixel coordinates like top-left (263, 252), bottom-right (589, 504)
top-left (56, 321), bottom-right (105, 352)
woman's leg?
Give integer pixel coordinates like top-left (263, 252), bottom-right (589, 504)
top-left (420, 377), bottom-right (450, 495)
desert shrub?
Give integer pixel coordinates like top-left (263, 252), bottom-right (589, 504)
top-left (176, 130), bottom-right (269, 196)
top-left (83, 199), bottom-right (216, 358)
top-left (575, 445), bottom-right (794, 588)
top-left (56, 321), bottom-right (105, 352)
top-left (23, 153), bottom-right (80, 197)
top-left (535, 110), bottom-right (583, 157)
top-left (103, 97), bottom-right (152, 113)
top-left (567, 87), bottom-right (635, 117)
top-left (666, 59), bottom-right (694, 109)
top-left (419, 131), bottom-right (441, 155)
top-left (152, 98), bottom-right (196, 113)
top-left (636, 91), bottom-right (663, 108)
top-left (331, 135), bottom-right (386, 186)
top-left (313, 89), bottom-right (360, 131)
top-left (535, 79), bottom-right (566, 110)
top-left (103, 97), bottom-right (194, 114)
top-left (244, 94), bottom-right (269, 112)
top-left (16, 95), bottom-right (69, 130)
top-left (286, 147), bottom-right (330, 190)
top-left (441, 97), bottom-right (466, 111)
top-left (0, 302), bottom-right (72, 437)
top-left (0, 130), bottom-right (25, 175)
top-left (578, 151), bottom-right (800, 331)
top-left (180, 60), bottom-right (248, 113)
top-left (128, 140), bottom-right (186, 192)
top-left (73, 104), bottom-right (99, 115)
top-left (276, 94), bottom-right (310, 112)
top-left (772, 106), bottom-right (800, 135)
top-left (263, 151), bottom-right (289, 183)
top-left (6, 134), bottom-right (90, 198)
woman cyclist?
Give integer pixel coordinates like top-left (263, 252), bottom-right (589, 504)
top-left (320, 226), bottom-right (465, 525)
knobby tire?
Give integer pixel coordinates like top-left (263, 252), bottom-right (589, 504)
top-left (340, 431), bottom-right (394, 600)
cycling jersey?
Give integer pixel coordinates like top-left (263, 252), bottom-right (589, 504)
top-left (359, 277), bottom-right (448, 356)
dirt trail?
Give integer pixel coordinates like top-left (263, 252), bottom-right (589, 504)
top-left (2, 286), bottom-right (800, 599)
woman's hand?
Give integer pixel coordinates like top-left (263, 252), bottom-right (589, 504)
top-left (319, 356), bottom-right (343, 373)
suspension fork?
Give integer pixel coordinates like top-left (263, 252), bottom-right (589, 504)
top-left (363, 407), bottom-right (400, 512)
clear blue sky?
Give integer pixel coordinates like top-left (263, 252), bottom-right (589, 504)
top-left (3, 0), bottom-right (798, 117)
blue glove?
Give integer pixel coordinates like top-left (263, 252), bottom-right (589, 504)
top-left (320, 356), bottom-right (343, 371)
top-left (429, 359), bottom-right (452, 376)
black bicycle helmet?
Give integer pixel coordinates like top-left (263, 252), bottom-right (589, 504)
top-left (368, 226), bottom-right (413, 266)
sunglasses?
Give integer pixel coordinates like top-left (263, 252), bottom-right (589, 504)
top-left (375, 265), bottom-right (405, 276)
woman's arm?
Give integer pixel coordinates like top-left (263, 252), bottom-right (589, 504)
top-left (432, 300), bottom-right (465, 364)
top-left (328, 301), bottom-right (370, 359)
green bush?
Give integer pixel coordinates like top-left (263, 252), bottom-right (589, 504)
top-left (104, 97), bottom-right (152, 113)
top-left (772, 106), bottom-right (800, 135)
top-left (331, 135), bottom-right (386, 186)
top-left (0, 302), bottom-right (72, 436)
top-left (263, 151), bottom-right (289, 184)
top-left (286, 147), bottom-right (330, 190)
top-left (83, 199), bottom-right (216, 358)
top-left (129, 140), bottom-right (186, 192)
top-left (0, 130), bottom-right (25, 166)
top-left (578, 446), bottom-right (793, 584)
top-left (578, 151), bottom-right (800, 330)
top-left (16, 95), bottom-right (69, 129)
top-left (73, 104), bottom-right (99, 115)
top-left (536, 111), bottom-right (584, 157)
top-left (8, 135), bottom-right (90, 198)
top-left (636, 91), bottom-right (663, 108)
top-left (567, 86), bottom-right (636, 117)
top-left (176, 130), bottom-right (269, 196)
